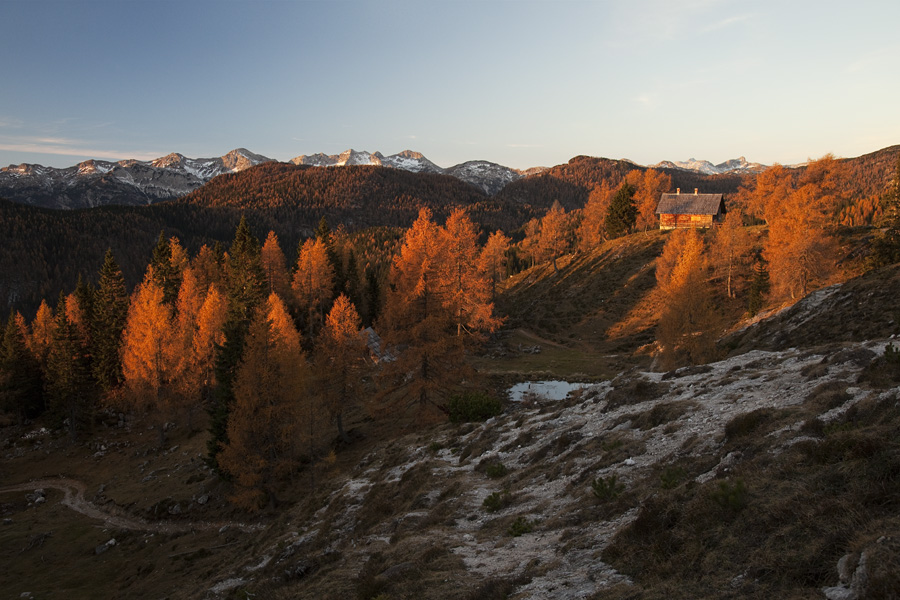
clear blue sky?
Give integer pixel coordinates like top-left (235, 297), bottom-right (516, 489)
top-left (2, 0), bottom-right (899, 170)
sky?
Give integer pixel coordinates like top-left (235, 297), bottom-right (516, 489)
top-left (2, 0), bottom-right (899, 171)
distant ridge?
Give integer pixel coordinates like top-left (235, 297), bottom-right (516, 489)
top-left (291, 149), bottom-right (522, 195)
top-left (3, 144), bottom-right (897, 210)
top-left (0, 148), bottom-right (273, 209)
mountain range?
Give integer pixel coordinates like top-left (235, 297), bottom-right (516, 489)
top-left (651, 156), bottom-right (767, 175)
top-left (0, 147), bottom-right (768, 210)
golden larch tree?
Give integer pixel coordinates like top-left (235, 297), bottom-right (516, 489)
top-left (261, 231), bottom-right (292, 303)
top-left (478, 229), bottom-right (511, 300)
top-left (763, 156), bottom-right (845, 300)
top-left (441, 208), bottom-right (502, 337)
top-left (381, 208), bottom-right (466, 417)
top-left (292, 238), bottom-right (335, 337)
top-left (192, 284), bottom-right (229, 406)
top-left (29, 299), bottom-right (56, 366)
top-left (710, 209), bottom-right (752, 299)
top-left (656, 229), bottom-right (718, 369)
top-left (218, 293), bottom-right (313, 510)
top-left (632, 169), bottom-right (672, 231)
top-left (578, 181), bottom-right (614, 251)
top-left (538, 201), bottom-right (569, 272)
top-left (315, 294), bottom-right (367, 444)
top-left (171, 267), bottom-right (206, 430)
top-left (120, 267), bottom-right (179, 446)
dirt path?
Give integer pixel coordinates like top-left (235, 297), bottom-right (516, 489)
top-left (514, 328), bottom-right (569, 349)
top-left (0, 478), bottom-right (261, 533)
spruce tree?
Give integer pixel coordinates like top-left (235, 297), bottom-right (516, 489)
top-left (150, 232), bottom-right (181, 306)
top-left (0, 312), bottom-right (44, 423)
top-left (747, 258), bottom-right (771, 316)
top-left (46, 294), bottom-right (95, 441)
top-left (605, 182), bottom-right (637, 239)
top-left (92, 249), bottom-right (129, 392)
top-left (207, 216), bottom-right (267, 469)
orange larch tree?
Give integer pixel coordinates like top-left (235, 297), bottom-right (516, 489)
top-left (261, 231), bottom-right (293, 303)
top-left (656, 229), bottom-right (717, 368)
top-left (538, 201), bottom-right (570, 272)
top-left (478, 229), bottom-right (511, 300)
top-left (292, 237), bottom-right (335, 338)
top-left (710, 209), bottom-right (752, 299)
top-left (763, 156), bottom-right (845, 300)
top-left (192, 284), bottom-right (228, 407)
top-left (578, 181), bottom-right (614, 251)
top-left (171, 267), bottom-right (206, 430)
top-left (120, 267), bottom-right (179, 446)
top-left (315, 294), bottom-right (367, 444)
top-left (218, 293), bottom-right (313, 510)
top-left (29, 299), bottom-right (56, 367)
top-left (441, 208), bottom-right (502, 337)
top-left (633, 169), bottom-right (672, 231)
top-left (380, 208), bottom-right (466, 417)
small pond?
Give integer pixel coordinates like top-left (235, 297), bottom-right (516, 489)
top-left (508, 380), bottom-right (587, 402)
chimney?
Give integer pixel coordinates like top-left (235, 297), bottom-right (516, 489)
top-left (676, 188), bottom-right (680, 195)
top-left (694, 188), bottom-right (698, 195)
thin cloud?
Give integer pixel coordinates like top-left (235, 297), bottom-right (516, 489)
top-left (702, 13), bottom-right (751, 33)
top-left (0, 137), bottom-right (161, 162)
top-left (0, 117), bottom-right (25, 129)
top-left (846, 45), bottom-right (900, 74)
top-left (634, 93), bottom-right (657, 108)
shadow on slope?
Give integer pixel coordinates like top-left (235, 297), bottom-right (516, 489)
top-left (725, 262), bottom-right (900, 354)
top-left (496, 232), bottom-right (667, 357)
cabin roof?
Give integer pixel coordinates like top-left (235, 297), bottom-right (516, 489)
top-left (655, 193), bottom-right (724, 215)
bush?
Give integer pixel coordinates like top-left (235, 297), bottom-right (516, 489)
top-left (660, 466), bottom-right (687, 490)
top-left (724, 409), bottom-right (772, 439)
top-left (860, 342), bottom-right (900, 387)
top-left (710, 478), bottom-right (748, 512)
top-left (591, 474), bottom-right (625, 502)
top-left (483, 489), bottom-right (512, 513)
top-left (448, 392), bottom-right (503, 423)
top-left (508, 516), bottom-right (535, 537)
top-left (485, 462), bottom-right (508, 479)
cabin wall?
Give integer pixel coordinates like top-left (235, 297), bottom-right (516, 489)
top-left (659, 213), bottom-right (715, 229)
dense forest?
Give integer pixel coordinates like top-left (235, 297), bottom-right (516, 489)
top-left (2, 147), bottom-right (899, 317)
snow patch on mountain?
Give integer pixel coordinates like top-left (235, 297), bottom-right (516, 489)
top-left (652, 156), bottom-right (767, 175)
top-left (0, 148), bottom-right (273, 209)
top-left (290, 149), bottom-right (520, 194)
top-left (445, 160), bottom-right (524, 195)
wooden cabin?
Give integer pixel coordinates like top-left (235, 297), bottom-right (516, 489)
top-left (656, 188), bottom-right (725, 229)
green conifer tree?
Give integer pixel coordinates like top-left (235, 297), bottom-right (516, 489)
top-left (0, 312), bottom-right (44, 423)
top-left (207, 216), bottom-right (268, 469)
top-left (150, 232), bottom-right (181, 306)
top-left (747, 258), bottom-right (771, 317)
top-left (605, 182), bottom-right (637, 239)
top-left (46, 294), bottom-right (95, 441)
top-left (92, 249), bottom-right (129, 392)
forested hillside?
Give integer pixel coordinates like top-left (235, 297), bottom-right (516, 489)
top-left (0, 164), bottom-right (539, 315)
top-left (495, 155), bottom-right (749, 211)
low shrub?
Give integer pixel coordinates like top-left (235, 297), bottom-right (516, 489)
top-left (591, 474), bottom-right (625, 502)
top-left (859, 342), bottom-right (900, 387)
top-left (448, 392), bottom-right (503, 423)
top-left (660, 466), bottom-right (687, 490)
top-left (483, 489), bottom-right (512, 513)
top-left (508, 516), bottom-right (535, 537)
top-left (724, 409), bottom-right (772, 439)
top-left (485, 462), bottom-right (508, 479)
top-left (710, 478), bottom-right (748, 513)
